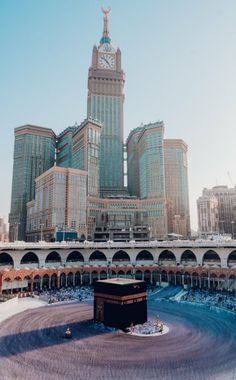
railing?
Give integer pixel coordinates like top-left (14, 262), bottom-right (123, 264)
top-left (203, 259), bottom-right (221, 266)
top-left (181, 260), bottom-right (197, 266)
top-left (158, 260), bottom-right (176, 266)
top-left (20, 263), bottom-right (39, 269)
top-left (2, 239), bottom-right (236, 250)
top-left (44, 261), bottom-right (62, 268)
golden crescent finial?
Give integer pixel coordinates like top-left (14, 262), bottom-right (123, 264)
top-left (101, 7), bottom-right (111, 16)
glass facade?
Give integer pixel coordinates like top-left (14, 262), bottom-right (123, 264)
top-left (9, 126), bottom-right (56, 241)
top-left (139, 129), bottom-right (165, 199)
top-left (127, 123), bottom-right (165, 200)
top-left (88, 94), bottom-right (123, 194)
top-left (72, 120), bottom-right (101, 197)
top-left (164, 140), bottom-right (190, 237)
top-left (57, 127), bottom-right (75, 168)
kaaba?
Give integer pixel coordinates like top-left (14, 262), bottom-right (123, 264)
top-left (94, 278), bottom-right (147, 329)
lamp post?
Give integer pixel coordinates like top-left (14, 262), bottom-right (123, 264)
top-left (231, 221), bottom-right (235, 240)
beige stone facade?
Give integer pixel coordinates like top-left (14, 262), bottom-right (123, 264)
top-left (26, 166), bottom-right (87, 241)
top-left (197, 193), bottom-right (219, 235)
top-left (197, 186), bottom-right (236, 236)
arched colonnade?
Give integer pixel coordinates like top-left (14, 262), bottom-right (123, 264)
top-left (1, 248), bottom-right (236, 269)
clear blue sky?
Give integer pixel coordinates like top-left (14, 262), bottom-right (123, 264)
top-left (1, 0), bottom-right (236, 230)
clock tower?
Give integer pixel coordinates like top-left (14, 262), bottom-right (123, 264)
top-left (87, 8), bottom-right (125, 196)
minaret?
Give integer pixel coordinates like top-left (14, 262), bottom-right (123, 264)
top-left (87, 8), bottom-right (125, 196)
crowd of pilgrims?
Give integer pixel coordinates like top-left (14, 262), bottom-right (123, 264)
top-left (181, 289), bottom-right (236, 313)
top-left (38, 284), bottom-right (158, 304)
top-left (37, 283), bottom-right (236, 314)
top-left (39, 286), bottom-right (93, 303)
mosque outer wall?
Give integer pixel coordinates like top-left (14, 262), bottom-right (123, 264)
top-left (0, 241), bottom-right (236, 293)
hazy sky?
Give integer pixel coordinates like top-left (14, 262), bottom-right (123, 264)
top-left (1, 0), bottom-right (236, 230)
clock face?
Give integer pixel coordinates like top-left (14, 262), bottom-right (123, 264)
top-left (98, 54), bottom-right (115, 69)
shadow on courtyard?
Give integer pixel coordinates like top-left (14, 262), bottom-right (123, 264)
top-left (0, 318), bottom-right (109, 358)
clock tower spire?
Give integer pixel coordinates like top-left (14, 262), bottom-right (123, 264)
top-left (100, 7), bottom-right (111, 44)
top-left (87, 9), bottom-right (125, 196)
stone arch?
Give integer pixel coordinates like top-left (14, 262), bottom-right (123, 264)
top-left (209, 273), bottom-right (218, 289)
top-left (144, 269), bottom-right (151, 283)
top-left (75, 272), bottom-right (81, 286)
top-left (219, 273), bottom-right (227, 290)
top-left (89, 250), bottom-right (107, 261)
top-left (161, 270), bottom-right (168, 282)
top-left (42, 274), bottom-right (49, 289)
top-left (176, 271), bottom-right (182, 285)
top-left (23, 275), bottom-right (31, 291)
top-left (0, 252), bottom-right (14, 267)
top-left (126, 270), bottom-right (132, 278)
top-left (111, 270), bottom-right (117, 278)
top-left (12, 276), bottom-right (21, 292)
top-left (2, 277), bottom-right (12, 293)
top-left (66, 251), bottom-right (84, 263)
top-left (184, 271), bottom-right (191, 285)
top-left (82, 271), bottom-right (90, 284)
top-left (100, 271), bottom-right (107, 280)
top-left (50, 273), bottom-right (57, 288)
top-left (229, 274), bottom-right (236, 291)
top-left (117, 270), bottom-right (125, 277)
top-left (180, 250), bottom-right (197, 265)
top-left (33, 275), bottom-right (41, 290)
top-left (202, 250), bottom-right (221, 266)
top-left (200, 272), bottom-right (208, 288)
top-left (227, 251), bottom-right (236, 267)
top-left (112, 250), bottom-right (130, 263)
top-left (152, 270), bottom-right (160, 284)
top-left (45, 251), bottom-right (61, 263)
top-left (20, 252), bottom-right (39, 265)
top-left (91, 271), bottom-right (99, 283)
top-left (158, 250), bottom-right (176, 265)
top-left (192, 272), bottom-right (199, 287)
top-left (135, 270), bottom-right (143, 280)
top-left (168, 270), bottom-right (175, 285)
top-left (60, 273), bottom-right (66, 287)
top-left (136, 250), bottom-right (154, 261)
top-left (67, 272), bottom-right (74, 286)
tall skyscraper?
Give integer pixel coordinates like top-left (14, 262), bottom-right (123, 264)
top-left (87, 9), bottom-right (125, 196)
top-left (72, 118), bottom-right (101, 197)
top-left (127, 122), bottom-right (165, 199)
top-left (126, 126), bottom-right (143, 198)
top-left (57, 126), bottom-right (76, 168)
top-left (197, 192), bottom-right (219, 235)
top-left (164, 139), bottom-right (190, 237)
top-left (198, 186), bottom-right (236, 236)
top-left (9, 125), bottom-right (56, 241)
top-left (9, 9), bottom-right (191, 242)
top-left (126, 122), bottom-right (168, 237)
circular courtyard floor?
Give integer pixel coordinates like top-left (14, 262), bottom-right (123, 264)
top-left (0, 299), bottom-right (236, 380)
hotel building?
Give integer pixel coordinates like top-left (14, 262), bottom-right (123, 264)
top-left (9, 125), bottom-right (56, 241)
top-left (9, 10), bottom-right (190, 242)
